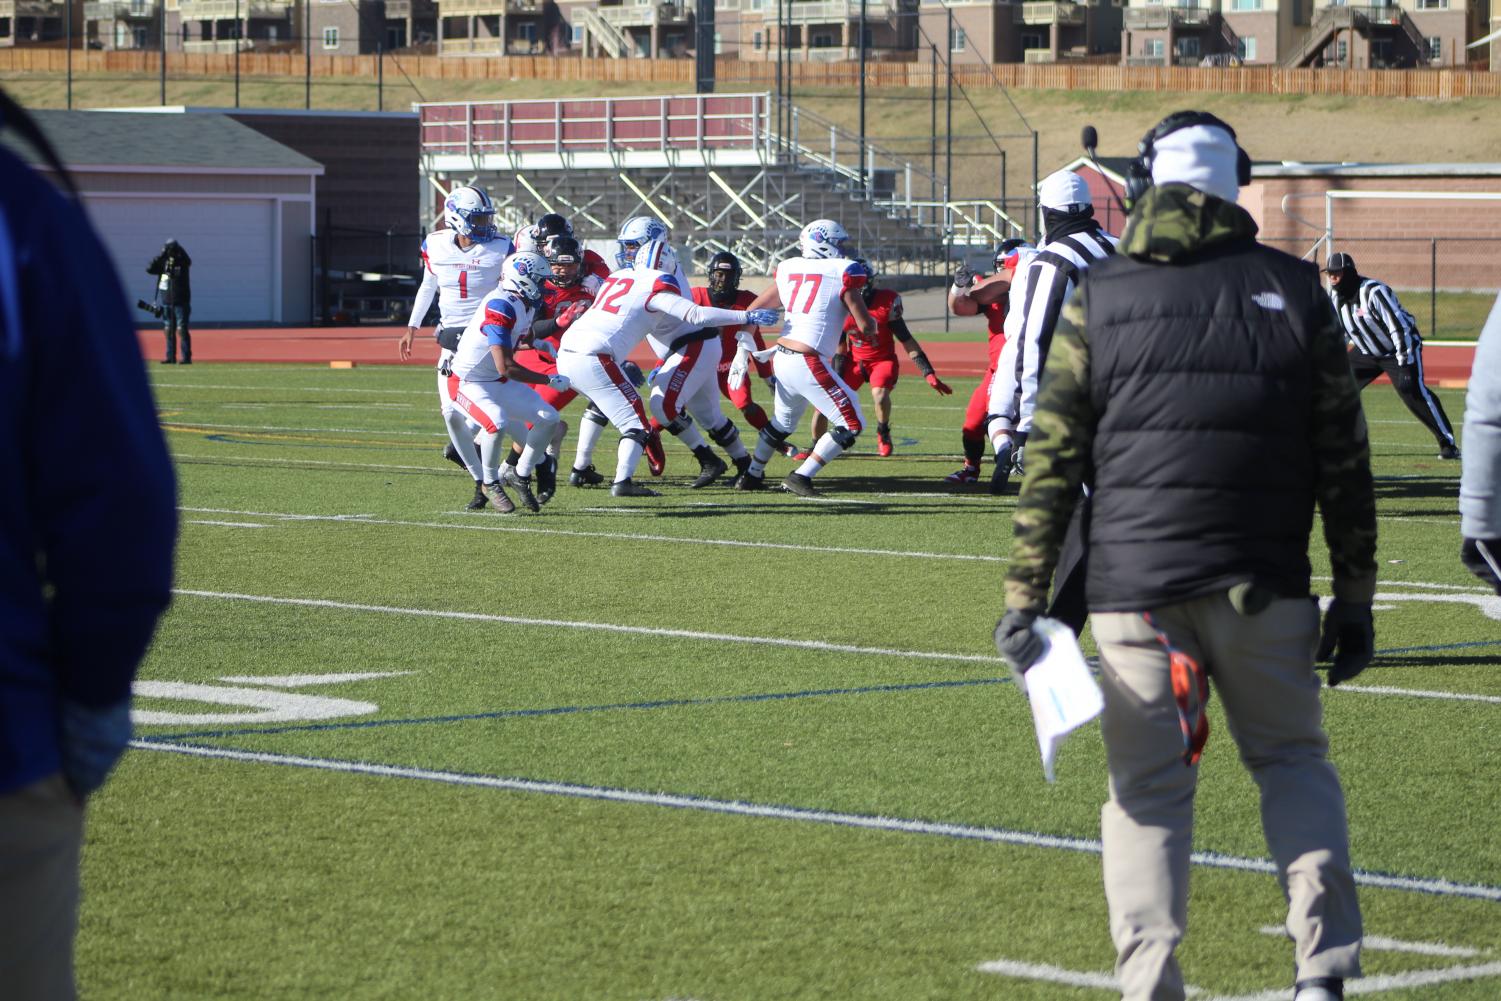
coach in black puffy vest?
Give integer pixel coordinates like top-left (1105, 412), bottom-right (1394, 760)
top-left (993, 112), bottom-right (1379, 1001)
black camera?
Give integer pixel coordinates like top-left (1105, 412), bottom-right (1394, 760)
top-left (137, 298), bottom-right (165, 319)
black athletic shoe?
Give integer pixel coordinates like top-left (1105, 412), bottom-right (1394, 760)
top-left (481, 480), bottom-right (516, 514)
top-left (536, 455), bottom-right (558, 504)
top-left (690, 453), bottom-right (729, 489)
top-left (988, 463), bottom-right (1012, 496)
top-left (465, 481), bottom-right (488, 510)
top-left (502, 467), bottom-right (540, 512)
top-left (726, 455), bottom-right (753, 489)
top-left (443, 443), bottom-right (468, 470)
top-left (735, 470), bottom-right (765, 491)
top-left (781, 472), bottom-right (820, 498)
top-left (611, 478), bottom-right (660, 498)
top-left (1440, 444), bottom-right (1461, 460)
top-left (569, 464), bottom-right (605, 487)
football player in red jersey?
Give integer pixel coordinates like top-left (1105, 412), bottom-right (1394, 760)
top-left (945, 239), bottom-right (1030, 483)
top-left (810, 262), bottom-right (952, 457)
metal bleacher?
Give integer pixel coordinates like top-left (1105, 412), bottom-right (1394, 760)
top-left (415, 92), bottom-right (1022, 277)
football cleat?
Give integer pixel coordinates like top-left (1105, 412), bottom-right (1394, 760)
top-left (690, 453), bottom-right (728, 489)
top-left (945, 466), bottom-right (980, 484)
top-left (781, 472), bottom-right (821, 498)
top-left (1440, 444), bottom-right (1460, 460)
top-left (569, 464), bottom-right (604, 487)
top-left (876, 433), bottom-right (894, 458)
top-left (791, 448), bottom-right (813, 461)
top-left (780, 441), bottom-right (806, 459)
top-left (501, 467), bottom-right (540, 513)
top-left (536, 455), bottom-right (558, 504)
top-left (481, 480), bottom-right (516, 514)
top-left (645, 430), bottom-right (667, 476)
top-left (442, 442), bottom-right (468, 470)
top-left (465, 481), bottom-right (488, 510)
top-left (611, 478), bottom-right (660, 498)
top-left (735, 471), bottom-right (765, 491)
top-left (988, 464), bottom-right (1011, 497)
top-left (726, 455), bottom-right (752, 489)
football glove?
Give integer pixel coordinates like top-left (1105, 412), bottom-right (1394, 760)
top-left (1315, 598), bottom-right (1374, 687)
top-left (532, 338), bottom-right (558, 360)
top-left (556, 299), bottom-right (590, 329)
top-left (1461, 538), bottom-right (1501, 595)
top-left (727, 343), bottom-right (751, 392)
top-left (952, 263), bottom-right (975, 290)
top-left (60, 698), bottom-right (133, 799)
top-left (747, 308), bottom-right (780, 327)
top-left (994, 609), bottom-right (1045, 684)
top-left (437, 348), bottom-right (456, 376)
top-left (925, 373), bottom-right (954, 396)
top-left (547, 373), bottom-right (571, 393)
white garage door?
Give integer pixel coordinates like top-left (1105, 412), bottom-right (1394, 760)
top-left (84, 196), bottom-right (277, 324)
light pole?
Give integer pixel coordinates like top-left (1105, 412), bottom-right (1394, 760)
top-left (857, 0), bottom-right (866, 197)
top-left (234, 0), bottom-right (240, 108)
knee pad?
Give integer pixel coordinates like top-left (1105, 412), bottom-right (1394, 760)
top-left (708, 420), bottom-right (740, 448)
top-left (758, 424), bottom-right (791, 450)
top-left (830, 425), bottom-right (859, 449)
top-left (663, 413), bottom-right (693, 436)
top-left (622, 427), bottom-right (650, 446)
top-left (583, 404), bottom-right (609, 427)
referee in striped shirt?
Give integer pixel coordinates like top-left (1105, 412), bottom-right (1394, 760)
top-left (1325, 252), bottom-right (1458, 459)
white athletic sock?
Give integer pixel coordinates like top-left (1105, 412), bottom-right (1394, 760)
top-left (747, 436), bottom-right (776, 477)
top-left (478, 430), bottom-right (504, 484)
top-left (548, 419), bottom-right (568, 458)
top-left (796, 432), bottom-right (846, 478)
top-left (575, 415), bottom-right (607, 469)
top-left (516, 421), bottom-right (553, 479)
top-left (615, 438), bottom-right (644, 483)
top-left (444, 410), bottom-right (484, 480)
top-left (671, 422), bottom-right (708, 452)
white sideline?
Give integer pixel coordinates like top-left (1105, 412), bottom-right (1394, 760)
top-left (170, 589), bottom-right (1501, 706)
top-left (128, 740), bottom-right (1501, 903)
top-left (177, 507), bottom-right (1009, 563)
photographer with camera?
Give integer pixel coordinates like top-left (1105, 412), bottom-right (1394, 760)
top-left (145, 239), bottom-right (192, 364)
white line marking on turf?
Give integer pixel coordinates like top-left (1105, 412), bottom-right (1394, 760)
top-left (974, 960), bottom-right (1147, 993)
top-left (1333, 684), bottom-right (1501, 705)
top-left (1206, 963), bottom-right (1501, 1001)
top-left (175, 455), bottom-right (442, 473)
top-left (163, 420), bottom-right (445, 437)
top-left (215, 671), bottom-right (414, 688)
top-left (127, 740), bottom-right (1501, 903)
top-left (177, 507), bottom-right (1008, 563)
top-left (186, 520), bottom-right (272, 528)
top-left (1256, 926), bottom-right (1484, 957)
top-left (155, 382), bottom-right (430, 396)
top-left (133, 682), bottom-right (378, 726)
top-left (172, 589), bottom-right (1005, 664)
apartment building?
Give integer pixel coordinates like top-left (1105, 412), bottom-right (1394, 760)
top-left (0, 0), bottom-right (78, 46)
top-left (917, 0), bottom-right (1122, 64)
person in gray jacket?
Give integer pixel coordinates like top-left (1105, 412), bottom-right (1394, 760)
top-left (1460, 294), bottom-right (1501, 592)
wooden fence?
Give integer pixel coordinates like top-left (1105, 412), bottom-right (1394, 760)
top-left (4, 49), bottom-right (1499, 99)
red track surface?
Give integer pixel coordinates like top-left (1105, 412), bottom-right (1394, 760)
top-left (139, 325), bottom-right (1478, 385)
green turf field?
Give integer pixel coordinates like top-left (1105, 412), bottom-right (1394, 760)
top-left (86, 363), bottom-right (1501, 1000)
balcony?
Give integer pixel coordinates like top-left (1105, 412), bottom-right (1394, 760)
top-left (1124, 2), bottom-right (1214, 29)
top-left (596, 2), bottom-right (688, 26)
top-left (0, 0), bottom-right (65, 15)
top-left (182, 37), bottom-right (258, 50)
top-left (177, 0), bottom-right (291, 17)
top-left (438, 0), bottom-right (540, 14)
top-left (385, 0), bottom-right (436, 16)
top-left (83, 0), bottom-right (156, 18)
top-left (1019, 1), bottom-right (1084, 25)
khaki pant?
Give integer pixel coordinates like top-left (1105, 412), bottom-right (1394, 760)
top-left (1092, 593), bottom-right (1362, 1001)
top-left (0, 773), bottom-right (84, 1001)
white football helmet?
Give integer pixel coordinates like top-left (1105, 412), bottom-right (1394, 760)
top-left (632, 238), bottom-right (678, 277)
top-left (616, 215), bottom-right (670, 268)
top-left (501, 251), bottom-right (549, 306)
top-left (798, 219), bottom-right (851, 260)
top-left (443, 185), bottom-right (498, 244)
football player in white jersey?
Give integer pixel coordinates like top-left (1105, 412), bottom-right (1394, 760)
top-left (558, 238), bottom-right (778, 497)
top-left (398, 185), bottom-right (515, 510)
top-left (737, 219), bottom-right (876, 497)
top-left (450, 252), bottom-right (572, 514)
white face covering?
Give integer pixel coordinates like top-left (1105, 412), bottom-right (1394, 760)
top-left (1151, 125), bottom-right (1242, 205)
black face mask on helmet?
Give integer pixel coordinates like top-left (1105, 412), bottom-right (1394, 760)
top-left (706, 251), bottom-right (742, 306)
top-left (1124, 110), bottom-right (1251, 212)
top-left (545, 235), bottom-right (584, 288)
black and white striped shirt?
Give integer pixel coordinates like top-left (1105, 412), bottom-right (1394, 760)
top-left (1331, 278), bottom-right (1421, 365)
top-left (1010, 226), bottom-right (1118, 433)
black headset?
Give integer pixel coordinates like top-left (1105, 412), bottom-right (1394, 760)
top-left (1124, 111), bottom-right (1250, 209)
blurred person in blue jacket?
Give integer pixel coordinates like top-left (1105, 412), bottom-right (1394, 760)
top-left (0, 89), bottom-right (177, 1000)
top-left (1461, 294), bottom-right (1501, 593)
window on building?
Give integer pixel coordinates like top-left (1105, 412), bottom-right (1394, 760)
top-left (1021, 30), bottom-right (1044, 49)
top-left (1237, 35), bottom-right (1256, 60)
top-left (1370, 37), bottom-right (1392, 65)
top-left (1425, 35), bottom-right (1442, 60)
top-left (748, 0), bottom-right (764, 9)
top-left (811, 30), bottom-right (834, 47)
top-left (571, 24), bottom-right (584, 44)
top-left (267, 24), bottom-right (278, 41)
top-left (713, 30), bottom-right (722, 53)
top-left (1144, 38), bottom-right (1164, 57)
top-left (1176, 36), bottom-right (1199, 57)
top-left (752, 29), bottom-right (763, 49)
top-left (132, 25), bottom-right (147, 47)
top-left (322, 26), bottom-right (339, 48)
top-left (860, 27), bottom-right (873, 48)
top-left (0, 17), bottom-right (10, 38)
top-left (1229, 0), bottom-right (1261, 10)
top-left (1416, 0), bottom-right (1449, 8)
top-left (516, 21), bottom-right (537, 42)
top-left (949, 25), bottom-right (965, 51)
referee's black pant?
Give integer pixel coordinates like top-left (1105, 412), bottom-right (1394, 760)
top-left (1350, 349), bottom-right (1457, 451)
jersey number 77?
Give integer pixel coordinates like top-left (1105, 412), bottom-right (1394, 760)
top-left (784, 273), bottom-right (824, 313)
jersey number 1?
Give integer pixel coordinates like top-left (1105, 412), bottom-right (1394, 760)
top-left (785, 273), bottom-right (824, 314)
top-left (459, 271), bottom-right (468, 299)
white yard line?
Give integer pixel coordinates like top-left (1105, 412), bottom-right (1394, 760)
top-left (1206, 962), bottom-right (1501, 1001)
top-left (155, 382), bottom-right (430, 396)
top-left (129, 739), bottom-right (1501, 904)
top-left (175, 455), bottom-right (443, 473)
top-left (185, 520), bottom-right (272, 529)
top-left (1256, 926), bottom-right (1484, 958)
top-left (163, 420), bottom-right (444, 437)
top-left (177, 507), bottom-right (1008, 563)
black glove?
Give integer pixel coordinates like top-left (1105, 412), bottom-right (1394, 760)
top-left (1461, 538), bottom-right (1501, 595)
top-left (994, 608), bottom-right (1046, 678)
top-left (1315, 598), bottom-right (1374, 687)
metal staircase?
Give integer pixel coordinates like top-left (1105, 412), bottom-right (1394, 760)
top-left (577, 7), bottom-right (631, 58)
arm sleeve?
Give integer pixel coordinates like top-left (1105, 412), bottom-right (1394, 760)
top-left (26, 184), bottom-right (179, 704)
top-left (179, 249), bottom-right (192, 268)
top-left (1003, 294), bottom-right (1095, 614)
top-left (146, 251), bottom-right (165, 275)
top-left (1461, 293), bottom-right (1501, 539)
top-left (1016, 258), bottom-right (1073, 434)
top-left (1308, 293), bottom-right (1378, 603)
top-left (406, 243), bottom-right (438, 329)
top-left (648, 291), bottom-right (747, 328)
top-left (1368, 283), bottom-right (1418, 365)
top-left (481, 298), bottom-right (517, 351)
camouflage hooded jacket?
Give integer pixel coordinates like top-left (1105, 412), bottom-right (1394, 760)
top-left (1002, 183), bottom-right (1378, 614)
